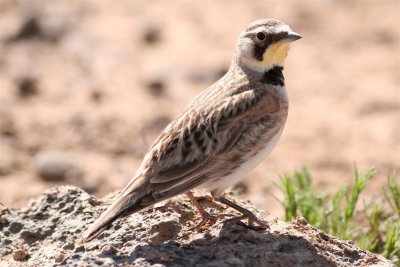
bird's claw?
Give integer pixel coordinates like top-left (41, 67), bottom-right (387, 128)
top-left (225, 211), bottom-right (269, 230)
top-left (191, 212), bottom-right (228, 232)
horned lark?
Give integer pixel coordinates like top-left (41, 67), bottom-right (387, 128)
top-left (82, 19), bottom-right (301, 242)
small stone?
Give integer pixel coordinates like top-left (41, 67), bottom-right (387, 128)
top-left (9, 221), bottom-right (23, 234)
top-left (16, 77), bottom-right (39, 98)
top-left (141, 25), bottom-right (161, 44)
top-left (319, 231), bottom-right (330, 241)
top-left (8, 15), bottom-right (67, 44)
top-left (89, 89), bottom-right (104, 103)
top-left (62, 242), bottom-right (75, 250)
top-left (296, 217), bottom-right (309, 225)
top-left (54, 252), bottom-right (65, 263)
top-left (101, 245), bottom-right (118, 255)
top-left (74, 245), bottom-right (85, 253)
top-left (0, 110), bottom-right (17, 137)
top-left (13, 248), bottom-right (29, 261)
top-left (35, 150), bottom-right (83, 182)
top-left (10, 17), bottom-right (42, 42)
top-left (146, 79), bottom-right (166, 97)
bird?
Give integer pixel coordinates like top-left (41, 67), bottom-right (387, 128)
top-left (82, 19), bottom-right (301, 242)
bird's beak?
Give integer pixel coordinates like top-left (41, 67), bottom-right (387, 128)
top-left (279, 31), bottom-right (302, 43)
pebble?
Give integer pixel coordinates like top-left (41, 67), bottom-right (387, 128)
top-left (16, 77), bottom-right (39, 98)
top-left (35, 150), bottom-right (83, 182)
top-left (13, 248), bottom-right (29, 261)
top-left (141, 25), bottom-right (161, 44)
top-left (146, 79), bottom-right (165, 97)
top-left (0, 110), bottom-right (17, 137)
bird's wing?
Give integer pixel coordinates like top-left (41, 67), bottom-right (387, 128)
top-left (145, 86), bottom-right (283, 196)
top-left (81, 86), bottom-right (284, 242)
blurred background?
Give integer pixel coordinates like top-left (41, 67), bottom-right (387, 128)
top-left (0, 0), bottom-right (399, 217)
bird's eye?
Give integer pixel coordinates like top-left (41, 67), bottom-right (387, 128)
top-left (256, 32), bottom-right (266, 40)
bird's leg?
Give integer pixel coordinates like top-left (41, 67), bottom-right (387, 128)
top-left (215, 195), bottom-right (269, 229)
top-left (185, 191), bottom-right (225, 231)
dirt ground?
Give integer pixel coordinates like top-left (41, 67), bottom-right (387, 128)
top-left (0, 0), bottom-right (399, 217)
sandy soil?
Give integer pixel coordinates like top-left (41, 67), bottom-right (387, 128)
top-left (0, 0), bottom-right (399, 217)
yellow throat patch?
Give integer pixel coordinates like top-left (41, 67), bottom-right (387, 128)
top-left (261, 43), bottom-right (290, 69)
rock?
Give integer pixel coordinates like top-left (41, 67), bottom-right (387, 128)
top-left (0, 186), bottom-right (394, 266)
top-left (141, 25), bottom-right (162, 45)
top-left (89, 89), bottom-right (104, 103)
top-left (16, 76), bottom-right (39, 98)
top-left (12, 248), bottom-right (29, 261)
top-left (7, 15), bottom-right (69, 44)
top-left (143, 74), bottom-right (167, 98)
top-left (0, 110), bottom-right (17, 137)
top-left (8, 17), bottom-right (43, 42)
top-left (35, 151), bottom-right (83, 182)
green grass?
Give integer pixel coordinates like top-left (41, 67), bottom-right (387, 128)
top-left (275, 167), bottom-right (400, 265)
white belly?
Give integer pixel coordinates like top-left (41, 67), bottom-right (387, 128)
top-left (199, 127), bottom-right (284, 196)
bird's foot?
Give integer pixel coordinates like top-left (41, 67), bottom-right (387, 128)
top-left (216, 195), bottom-right (269, 230)
top-left (186, 191), bottom-right (230, 231)
top-left (191, 212), bottom-right (227, 232)
top-left (224, 210), bottom-right (269, 230)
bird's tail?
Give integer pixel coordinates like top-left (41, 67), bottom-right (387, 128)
top-left (81, 174), bottom-right (147, 242)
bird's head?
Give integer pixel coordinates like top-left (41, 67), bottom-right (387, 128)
top-left (235, 19), bottom-right (301, 72)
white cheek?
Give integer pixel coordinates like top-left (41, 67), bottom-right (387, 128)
top-left (238, 41), bottom-right (254, 60)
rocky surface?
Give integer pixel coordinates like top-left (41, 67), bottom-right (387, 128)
top-left (0, 186), bottom-right (394, 266)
